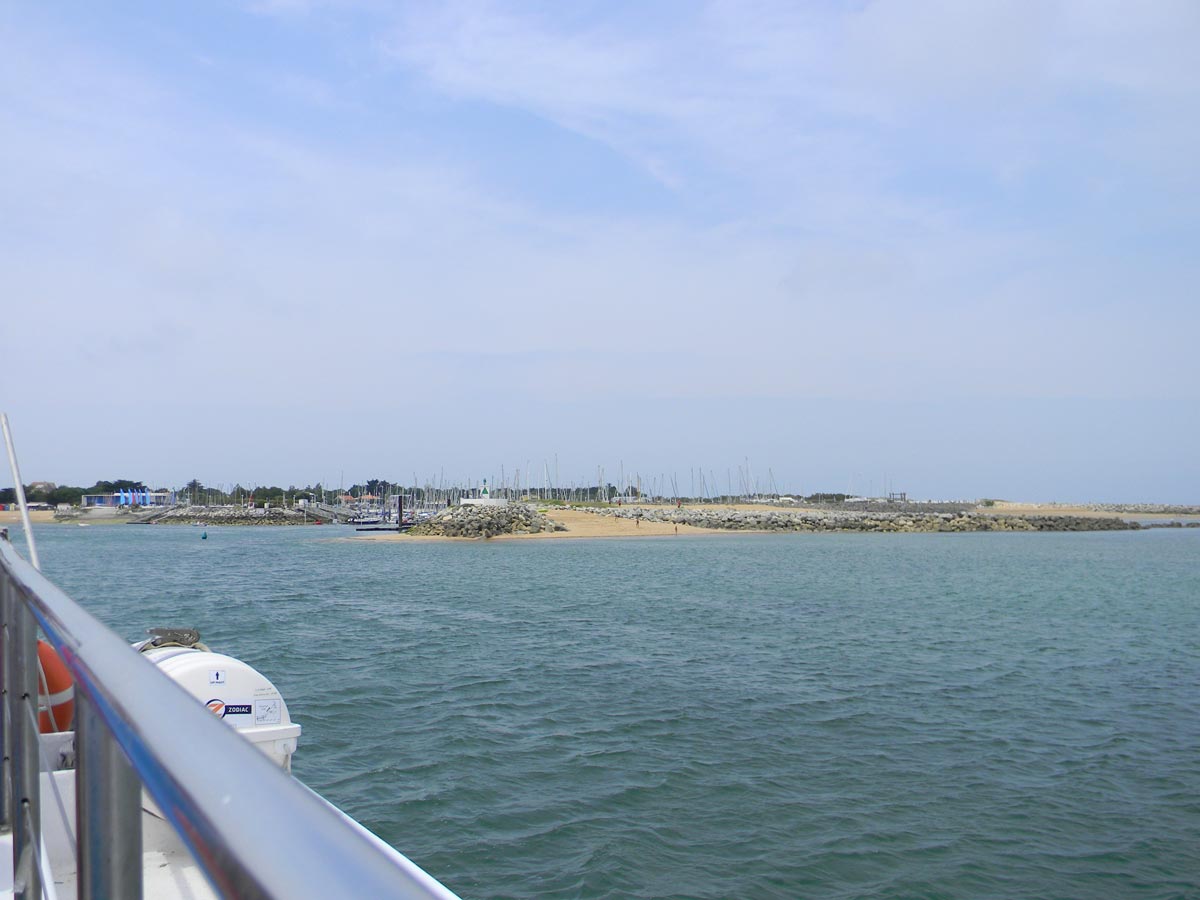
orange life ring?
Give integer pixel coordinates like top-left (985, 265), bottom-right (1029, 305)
top-left (37, 640), bottom-right (74, 733)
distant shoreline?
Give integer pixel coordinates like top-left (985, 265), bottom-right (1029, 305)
top-left (356, 503), bottom-right (1200, 542)
top-left (5, 503), bottom-right (1199, 541)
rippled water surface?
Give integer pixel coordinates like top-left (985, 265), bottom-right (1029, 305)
top-left (14, 525), bottom-right (1200, 899)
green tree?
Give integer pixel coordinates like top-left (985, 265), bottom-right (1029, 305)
top-left (48, 486), bottom-right (86, 505)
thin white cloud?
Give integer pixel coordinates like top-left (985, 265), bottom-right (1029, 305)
top-left (382, 1), bottom-right (1200, 216)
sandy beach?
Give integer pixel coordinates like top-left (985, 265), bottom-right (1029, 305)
top-left (0, 510), bottom-right (55, 525)
top-left (0, 509), bottom-right (134, 526)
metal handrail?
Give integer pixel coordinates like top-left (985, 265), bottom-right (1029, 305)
top-left (0, 532), bottom-right (460, 900)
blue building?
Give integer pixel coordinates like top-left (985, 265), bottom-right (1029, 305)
top-left (81, 490), bottom-right (175, 508)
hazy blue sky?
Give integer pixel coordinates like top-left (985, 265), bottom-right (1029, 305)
top-left (2, 1), bottom-right (1197, 501)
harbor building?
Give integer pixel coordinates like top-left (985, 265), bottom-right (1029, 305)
top-left (81, 490), bottom-right (175, 507)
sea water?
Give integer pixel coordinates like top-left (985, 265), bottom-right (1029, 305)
top-left (12, 524), bottom-right (1200, 899)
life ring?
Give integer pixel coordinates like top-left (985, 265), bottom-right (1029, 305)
top-left (37, 640), bottom-right (74, 733)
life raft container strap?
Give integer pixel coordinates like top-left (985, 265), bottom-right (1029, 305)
top-left (135, 627), bottom-right (211, 653)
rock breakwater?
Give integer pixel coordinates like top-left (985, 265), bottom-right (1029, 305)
top-left (577, 506), bottom-right (1138, 533)
top-left (1077, 503), bottom-right (1200, 516)
top-left (407, 503), bottom-right (567, 538)
top-left (135, 505), bottom-right (314, 526)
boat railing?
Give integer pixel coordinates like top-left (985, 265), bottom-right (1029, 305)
top-left (0, 529), bottom-right (459, 900)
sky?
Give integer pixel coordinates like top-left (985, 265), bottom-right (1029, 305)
top-left (1, 1), bottom-right (1197, 502)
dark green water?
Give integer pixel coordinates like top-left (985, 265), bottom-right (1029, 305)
top-left (14, 525), bottom-right (1200, 899)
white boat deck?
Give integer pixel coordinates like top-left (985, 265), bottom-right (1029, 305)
top-left (1, 767), bottom-right (458, 900)
top-left (0, 771), bottom-right (219, 900)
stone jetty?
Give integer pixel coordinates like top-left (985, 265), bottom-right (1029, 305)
top-left (132, 505), bottom-right (315, 526)
top-left (407, 503), bottom-right (566, 538)
top-left (1073, 503), bottom-right (1200, 516)
top-left (574, 506), bottom-right (1139, 533)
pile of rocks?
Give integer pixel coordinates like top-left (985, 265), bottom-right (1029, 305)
top-left (803, 501), bottom-right (977, 514)
top-left (576, 506), bottom-right (1138, 533)
top-left (137, 506), bottom-right (314, 526)
top-left (407, 503), bottom-right (567, 539)
top-left (1079, 503), bottom-right (1200, 515)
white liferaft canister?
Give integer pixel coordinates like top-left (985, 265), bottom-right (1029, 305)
top-left (140, 647), bottom-right (301, 771)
